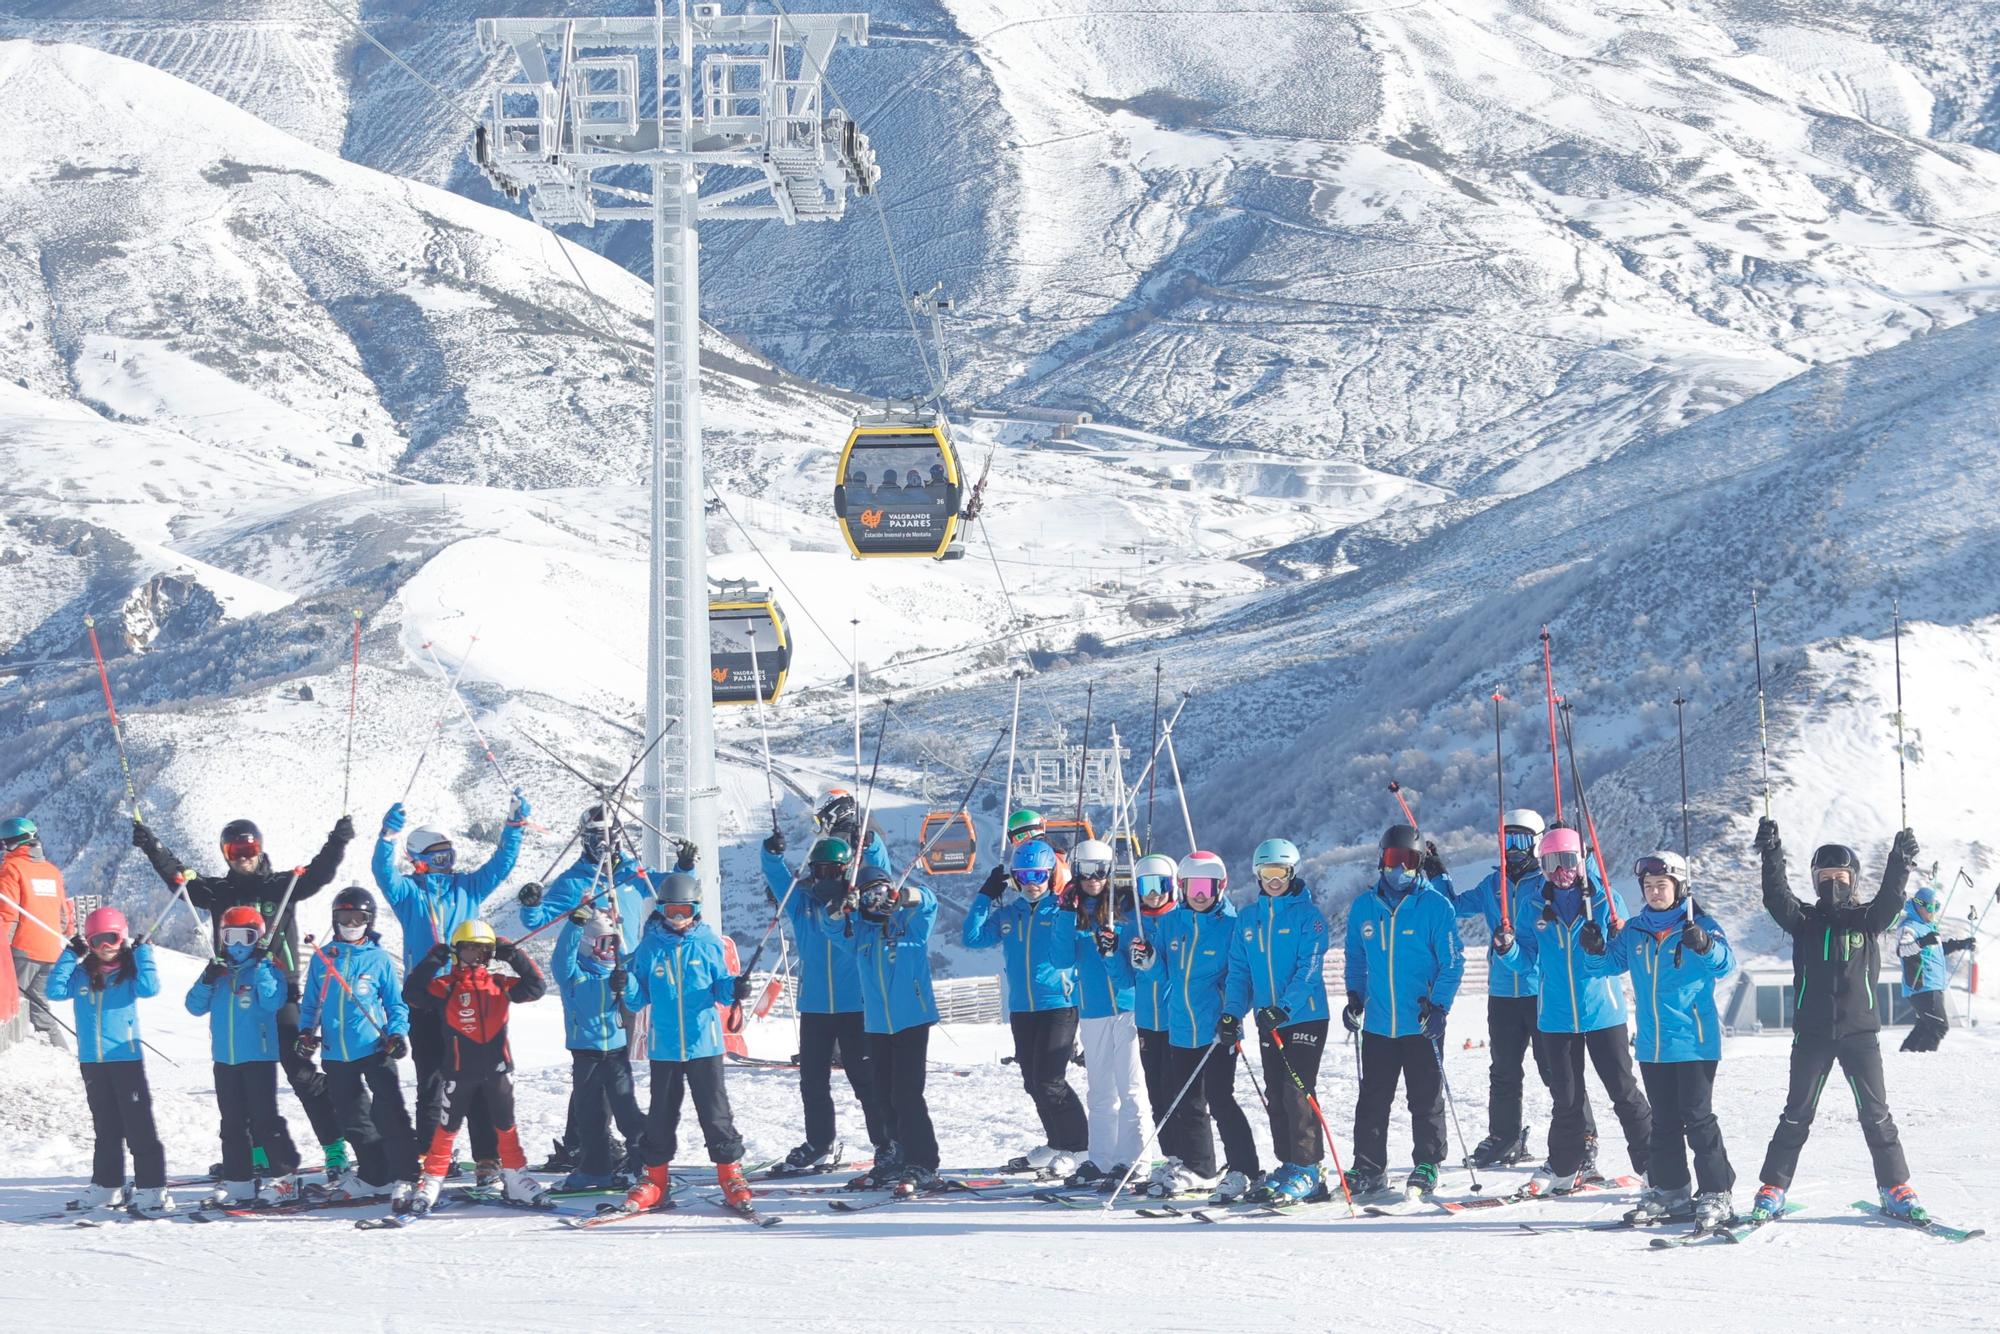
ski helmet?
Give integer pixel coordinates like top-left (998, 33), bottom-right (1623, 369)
top-left (1634, 851), bottom-right (1689, 904)
top-left (219, 904), bottom-right (265, 953)
top-left (579, 804), bottom-right (623, 863)
top-left (1177, 850), bottom-right (1227, 909)
top-left (656, 870), bottom-right (701, 917)
top-left (816, 790), bottom-right (858, 833)
top-left (1537, 826), bottom-right (1584, 885)
top-left (0, 816), bottom-right (38, 851)
top-left (1502, 809), bottom-right (1547, 838)
top-left (1253, 838), bottom-right (1301, 891)
top-left (1810, 844), bottom-right (1860, 905)
top-left (407, 827), bottom-right (454, 874)
top-left (84, 905), bottom-right (130, 950)
top-left (580, 911), bottom-right (621, 964)
top-left (855, 863), bottom-right (896, 920)
top-left (451, 919), bottom-right (498, 963)
top-left (1070, 839), bottom-right (1115, 886)
top-left (1010, 838), bottom-right (1059, 896)
top-left (1134, 853), bottom-right (1179, 913)
top-left (1007, 809), bottom-right (1045, 843)
top-left (220, 819), bottom-right (263, 862)
top-left (330, 885), bottom-right (376, 941)
top-left (1912, 884), bottom-right (1940, 919)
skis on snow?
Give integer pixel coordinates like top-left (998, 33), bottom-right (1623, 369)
top-left (1849, 1200), bottom-right (1985, 1243)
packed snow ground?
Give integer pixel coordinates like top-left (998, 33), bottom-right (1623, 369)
top-left (1, 949), bottom-right (1995, 1330)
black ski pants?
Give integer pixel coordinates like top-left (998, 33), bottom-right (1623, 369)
top-left (1759, 1031), bottom-right (1909, 1189)
top-left (1009, 1007), bottom-right (1088, 1152)
top-left (82, 1060), bottom-right (164, 1189)
top-left (1161, 1041), bottom-right (1259, 1179)
top-left (801, 1010), bottom-right (892, 1151)
top-left (1258, 1019), bottom-right (1328, 1166)
top-left (325, 1050), bottom-right (417, 1186)
top-left (275, 1000), bottom-right (344, 1147)
top-left (570, 1049), bottom-right (647, 1177)
top-left (411, 1018), bottom-right (496, 1161)
top-left (870, 1024), bottom-right (939, 1170)
top-left (1353, 1031), bottom-right (1446, 1172)
top-left (1485, 994), bottom-right (1555, 1142)
top-left (642, 1056), bottom-right (745, 1166)
top-left (1137, 1027), bottom-right (1172, 1127)
top-left (1900, 992), bottom-right (1950, 1052)
top-left (213, 1060), bottom-right (300, 1181)
top-left (1538, 1025), bottom-right (1651, 1176)
top-left (1638, 1059), bottom-right (1733, 1194)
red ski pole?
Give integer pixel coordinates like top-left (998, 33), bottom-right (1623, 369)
top-left (1387, 780), bottom-right (1420, 830)
top-left (1269, 1025), bottom-right (1355, 1216)
top-left (83, 615), bottom-right (144, 823)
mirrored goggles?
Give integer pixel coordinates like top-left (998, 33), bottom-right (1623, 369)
top-left (89, 931), bottom-right (125, 950)
top-left (1012, 867), bottom-right (1052, 888)
top-left (332, 909), bottom-right (371, 930)
top-left (1504, 830), bottom-right (1537, 853)
top-left (1255, 864), bottom-right (1293, 885)
top-left (1380, 847), bottom-right (1421, 872)
top-left (222, 840), bottom-right (261, 862)
top-left (1073, 861), bottom-right (1111, 882)
top-left (221, 925), bottom-right (260, 949)
top-left (1181, 876), bottom-right (1223, 901)
top-left (1634, 856), bottom-right (1677, 880)
top-left (660, 901), bottom-right (698, 921)
top-left (1540, 849), bottom-right (1583, 876)
top-left (455, 942), bottom-right (493, 964)
top-left (1135, 874), bottom-right (1174, 900)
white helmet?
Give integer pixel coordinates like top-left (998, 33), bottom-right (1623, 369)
top-left (1070, 839), bottom-right (1115, 881)
top-left (406, 827), bottom-right (453, 872)
top-left (580, 911), bottom-right (621, 963)
top-left (1134, 854), bottom-right (1179, 904)
top-left (1636, 850), bottom-right (1690, 894)
top-left (1177, 851), bottom-right (1228, 905)
top-left (1502, 809), bottom-right (1546, 837)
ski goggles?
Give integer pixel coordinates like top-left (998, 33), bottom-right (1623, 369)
top-left (857, 883), bottom-right (894, 916)
top-left (1379, 847), bottom-right (1421, 872)
top-left (1181, 876), bottom-right (1223, 903)
top-left (809, 862), bottom-right (851, 884)
top-left (1008, 826), bottom-right (1044, 844)
top-left (1504, 830), bottom-right (1537, 853)
top-left (1254, 863), bottom-right (1293, 885)
top-left (1539, 849), bottom-right (1584, 876)
top-left (221, 925), bottom-right (260, 949)
top-left (1135, 874), bottom-right (1174, 901)
top-left (1011, 867), bottom-right (1053, 888)
top-left (659, 901), bottom-right (698, 921)
top-left (1072, 861), bottom-right (1112, 883)
top-left (1634, 856), bottom-right (1679, 880)
top-left (416, 846), bottom-right (455, 873)
top-left (455, 942), bottom-right (494, 964)
top-left (88, 930), bottom-right (126, 950)
top-left (222, 839), bottom-right (261, 862)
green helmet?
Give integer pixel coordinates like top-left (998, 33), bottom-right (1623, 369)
top-left (1007, 809), bottom-right (1044, 841)
top-left (808, 836), bottom-right (854, 868)
top-left (0, 816), bottom-right (38, 850)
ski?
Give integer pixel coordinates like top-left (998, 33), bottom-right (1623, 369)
top-left (1190, 1195), bottom-right (1347, 1224)
top-left (700, 1193), bottom-right (782, 1228)
top-left (73, 1206), bottom-right (218, 1227)
top-left (222, 1192), bottom-right (392, 1218)
top-left (826, 1180), bottom-right (1030, 1212)
top-left (1849, 1200), bottom-right (1985, 1242)
top-left (564, 1199), bottom-right (682, 1230)
top-left (1438, 1174), bottom-right (1641, 1215)
top-left (448, 1188), bottom-right (567, 1215)
top-left (355, 1199), bottom-right (457, 1231)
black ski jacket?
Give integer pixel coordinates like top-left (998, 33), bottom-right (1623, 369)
top-left (1761, 841), bottom-right (1908, 1040)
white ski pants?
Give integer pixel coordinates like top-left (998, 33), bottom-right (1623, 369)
top-left (1080, 1012), bottom-right (1149, 1169)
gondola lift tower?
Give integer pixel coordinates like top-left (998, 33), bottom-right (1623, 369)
top-left (471, 2), bottom-right (879, 922)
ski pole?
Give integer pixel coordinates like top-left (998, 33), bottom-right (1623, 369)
top-left (1267, 1024), bottom-right (1355, 1215)
top-left (850, 618), bottom-right (863, 801)
top-left (342, 609), bottom-right (361, 815)
top-left (1146, 662), bottom-right (1163, 851)
top-left (897, 724), bottom-right (1009, 892)
top-left (1491, 690), bottom-right (1512, 937)
top-left (1109, 692), bottom-right (1191, 836)
top-left (1556, 698), bottom-right (1620, 929)
top-left (750, 648), bottom-right (780, 835)
top-left (30, 985), bottom-right (179, 1070)
top-left (422, 640), bottom-right (516, 793)
top-left (852, 700), bottom-right (891, 889)
top-left (1072, 683), bottom-right (1095, 842)
top-left (1539, 626), bottom-right (1564, 824)
top-left (1105, 1038), bottom-right (1217, 1209)
top-left (136, 874), bottom-right (201, 944)
top-left (1429, 1029), bottom-right (1482, 1194)
top-left (1750, 590), bottom-right (1772, 818)
top-left (501, 721), bottom-right (678, 916)
top-left (1387, 780), bottom-right (1420, 830)
top-left (1001, 669), bottom-right (1023, 850)
top-left (1234, 1041), bottom-right (1271, 1115)
top-left (1892, 597), bottom-right (1908, 828)
top-left (401, 632), bottom-right (481, 804)
top-left (82, 615), bottom-right (144, 823)
top-left (1163, 708), bottom-right (1198, 855)
top-left (257, 867), bottom-right (308, 953)
top-left (1673, 693), bottom-right (1694, 927)
top-left (303, 935), bottom-right (388, 1039)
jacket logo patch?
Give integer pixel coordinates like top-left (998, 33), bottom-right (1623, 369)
top-left (1361, 922), bottom-right (1376, 940)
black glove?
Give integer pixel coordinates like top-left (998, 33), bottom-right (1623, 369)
top-left (1893, 828), bottom-right (1920, 868)
top-left (1578, 920), bottom-right (1606, 955)
top-left (1754, 816), bottom-right (1780, 853)
top-left (1492, 929), bottom-right (1515, 955)
top-left (1420, 999), bottom-right (1448, 1042)
top-left (331, 815), bottom-right (355, 842)
top-left (130, 819), bottom-right (157, 851)
top-left (426, 942), bottom-right (452, 965)
top-left (200, 958), bottom-right (229, 984)
top-left (609, 966), bottom-right (629, 993)
top-left (763, 831), bottom-right (786, 856)
top-left (295, 1031), bottom-right (321, 1059)
top-left (1129, 939), bottom-right (1156, 970)
top-left (1422, 840), bottom-right (1447, 880)
top-left (1681, 921), bottom-right (1713, 954)
top-left (494, 938), bottom-right (518, 963)
top-left (1256, 1005), bottom-right (1290, 1030)
top-left (516, 881), bottom-right (543, 908)
top-left (675, 841), bottom-right (698, 872)
top-left (68, 934), bottom-right (89, 957)
top-left (1945, 937), bottom-right (1976, 956)
top-left (979, 865), bottom-right (1009, 899)
top-left (732, 975), bottom-right (754, 1003)
top-left (1093, 927), bottom-right (1119, 957)
top-left (1215, 1013), bottom-right (1241, 1044)
top-left (1341, 995), bottom-right (1364, 1034)
top-left (385, 1033), bottom-right (409, 1061)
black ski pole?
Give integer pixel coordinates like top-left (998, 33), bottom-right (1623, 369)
top-left (1146, 662), bottom-right (1162, 851)
top-left (1892, 596), bottom-right (1908, 828)
top-left (1427, 1020), bottom-right (1481, 1194)
top-left (1751, 591), bottom-right (1771, 818)
top-left (1266, 1025), bottom-right (1355, 1215)
top-left (1673, 693), bottom-right (1695, 928)
top-left (1104, 1039), bottom-right (1217, 1209)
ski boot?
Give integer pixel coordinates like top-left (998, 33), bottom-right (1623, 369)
top-left (68, 1182), bottom-right (127, 1213)
top-left (778, 1141), bottom-right (838, 1175)
top-left (411, 1173), bottom-right (444, 1216)
top-left (212, 1179), bottom-right (259, 1208)
top-left (323, 1167), bottom-right (368, 1202)
top-left (389, 1180), bottom-right (415, 1214)
top-left (537, 1138), bottom-right (578, 1173)
top-left (501, 1167), bottom-right (550, 1208)
top-left (847, 1142), bottom-right (903, 1190)
top-left (319, 1140), bottom-right (350, 1187)
top-left (1262, 1164), bottom-right (1323, 1205)
top-left (622, 1163), bottom-right (671, 1212)
top-left (1209, 1169), bottom-right (1259, 1204)
top-left (127, 1187), bottom-right (176, 1218)
top-left (1624, 1183), bottom-right (1692, 1225)
top-left (894, 1165), bottom-right (943, 1197)
top-left (1144, 1157), bottom-right (1218, 1199)
top-left (554, 1169), bottom-right (618, 1193)
top-left (1341, 1165), bottom-right (1390, 1199)
top-left (1466, 1126), bottom-right (1531, 1169)
top-left (1576, 1134), bottom-right (1601, 1183)
top-left (614, 1140), bottom-right (647, 1186)
top-left (1693, 1191), bottom-right (1736, 1230)
top-left (1009, 1144), bottom-right (1076, 1176)
top-left (1530, 1164), bottom-right (1587, 1196)
top-left (1748, 1182), bottom-right (1787, 1222)
top-left (255, 1174), bottom-right (302, 1208)
top-left (1062, 1161), bottom-right (1107, 1190)
top-left (717, 1162), bottom-right (754, 1210)
top-left (1880, 1182), bottom-right (1928, 1223)
top-left (1403, 1163), bottom-right (1441, 1200)
top-left (473, 1157), bottom-right (502, 1189)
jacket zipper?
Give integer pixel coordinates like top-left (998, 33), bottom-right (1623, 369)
top-left (1263, 900), bottom-right (1278, 1009)
top-left (1386, 899), bottom-right (1401, 1039)
top-left (1648, 940), bottom-right (1663, 1062)
top-left (1180, 915), bottom-right (1200, 1039)
top-left (669, 945), bottom-right (688, 1060)
top-left (1560, 921), bottom-right (1579, 1030)
top-left (1025, 902), bottom-right (1036, 1013)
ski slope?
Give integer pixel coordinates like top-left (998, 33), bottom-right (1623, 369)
top-left (0, 948), bottom-right (1995, 1329)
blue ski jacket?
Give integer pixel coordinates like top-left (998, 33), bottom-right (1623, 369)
top-left (1451, 866), bottom-right (1544, 998)
top-left (1896, 901), bottom-right (1958, 997)
top-left (962, 892), bottom-right (1079, 1015)
top-left (525, 854), bottom-right (658, 961)
top-left (760, 838), bottom-right (890, 1015)
top-left (629, 918), bottom-right (738, 1062)
top-left (556, 933), bottom-right (639, 1052)
top-left (372, 820), bottom-right (524, 966)
top-left (46, 945), bottom-right (159, 1064)
top-left (1110, 917), bottom-right (1174, 1030)
top-left (1225, 887), bottom-right (1331, 1024)
top-left (855, 886), bottom-right (941, 1036)
top-left (1070, 906), bottom-right (1135, 1020)
top-left (299, 932), bottom-right (409, 1062)
top-left (1578, 903), bottom-right (1733, 1062)
top-left (1142, 901), bottom-right (1240, 1049)
top-left (1493, 870), bottom-right (1630, 1034)
top-left (185, 955), bottom-right (288, 1065)
top-left (1344, 875), bottom-right (1465, 1040)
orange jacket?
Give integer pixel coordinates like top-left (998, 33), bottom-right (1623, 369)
top-left (0, 847), bottom-right (72, 964)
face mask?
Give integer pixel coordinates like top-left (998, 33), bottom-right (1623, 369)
top-left (226, 942), bottom-right (255, 964)
top-left (1381, 866), bottom-right (1418, 894)
top-left (336, 920), bottom-right (367, 942)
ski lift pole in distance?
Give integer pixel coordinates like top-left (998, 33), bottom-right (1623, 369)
top-left (1490, 690), bottom-right (1511, 936)
top-left (1109, 691), bottom-right (1191, 836)
top-left (1146, 662), bottom-right (1163, 850)
top-left (400, 632), bottom-right (481, 805)
top-left (342, 609), bottom-right (362, 815)
top-left (1556, 698), bottom-right (1620, 929)
top-left (82, 614), bottom-right (143, 823)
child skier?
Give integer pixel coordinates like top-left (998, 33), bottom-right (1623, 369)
top-left (852, 863), bottom-right (943, 1193)
top-left (46, 908), bottom-right (169, 1215)
top-left (1225, 837), bottom-right (1331, 1205)
top-left (403, 919), bottom-right (547, 1212)
top-left (1344, 825), bottom-right (1464, 1200)
top-left (552, 911), bottom-right (645, 1190)
top-left (1450, 808), bottom-right (1552, 1168)
top-left (185, 905), bottom-right (302, 1206)
top-left (1896, 883), bottom-right (1975, 1052)
top-left (1578, 852), bottom-right (1737, 1228)
top-left (617, 871), bottom-right (757, 1215)
top-left (298, 886), bottom-right (416, 1206)
top-left (962, 837), bottom-right (1087, 1177)
top-left (1068, 839), bottom-right (1148, 1190)
top-left (1491, 824), bottom-right (1653, 1193)
top-left (1750, 820), bottom-right (1928, 1221)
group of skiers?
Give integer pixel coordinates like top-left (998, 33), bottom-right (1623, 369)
top-left (0, 780), bottom-right (1977, 1231)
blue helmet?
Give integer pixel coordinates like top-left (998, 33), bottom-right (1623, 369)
top-left (1009, 838), bottom-right (1058, 890)
top-left (1252, 838), bottom-right (1300, 869)
top-left (1913, 884), bottom-right (1941, 914)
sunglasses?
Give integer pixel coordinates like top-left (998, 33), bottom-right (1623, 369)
top-left (1380, 847), bottom-right (1421, 872)
top-left (221, 926), bottom-right (260, 949)
top-left (222, 840), bottom-right (261, 861)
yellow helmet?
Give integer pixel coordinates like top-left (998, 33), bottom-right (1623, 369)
top-left (450, 920), bottom-right (498, 948)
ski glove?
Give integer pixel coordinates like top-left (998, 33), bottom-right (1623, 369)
top-left (1421, 840), bottom-right (1447, 881)
top-left (516, 882), bottom-right (543, 908)
top-left (1754, 816), bottom-right (1780, 854)
top-left (1578, 921), bottom-right (1607, 955)
top-left (1341, 995), bottom-right (1364, 1034)
top-left (295, 1032), bottom-right (321, 1059)
top-left (732, 975), bottom-right (754, 1003)
top-left (385, 1034), bottom-right (409, 1061)
top-left (331, 815), bottom-right (355, 842)
top-left (494, 938), bottom-right (519, 963)
top-left (609, 967), bottom-right (629, 994)
top-left (1681, 921), bottom-right (1713, 955)
top-left (979, 865), bottom-right (1009, 899)
top-left (1256, 1005), bottom-right (1290, 1030)
top-left (1129, 939), bottom-right (1156, 971)
top-left (382, 803), bottom-right (407, 836)
top-left (67, 934), bottom-right (89, 957)
top-left (1093, 927), bottom-right (1120, 957)
top-left (674, 841), bottom-right (698, 872)
top-left (426, 942), bottom-right (452, 965)
top-left (1945, 937), bottom-right (1976, 955)
top-left (199, 958), bottom-right (229, 984)
top-left (1893, 828), bottom-right (1921, 868)
top-left (130, 819), bottom-right (157, 852)
top-left (509, 789), bottom-right (531, 823)
top-left (763, 831), bottom-right (786, 855)
top-left (1419, 1001), bottom-right (1448, 1042)
top-left (1215, 1013), bottom-right (1241, 1045)
top-left (1491, 929), bottom-right (1515, 956)
top-left (569, 906), bottom-right (593, 925)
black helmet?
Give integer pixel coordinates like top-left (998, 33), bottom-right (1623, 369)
top-left (815, 792), bottom-right (858, 834)
top-left (329, 885), bottom-right (376, 934)
top-left (1380, 824), bottom-right (1422, 855)
top-left (1810, 844), bottom-right (1861, 905)
top-left (855, 864), bottom-right (895, 920)
top-left (855, 864), bottom-right (893, 891)
top-left (220, 819), bottom-right (264, 859)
